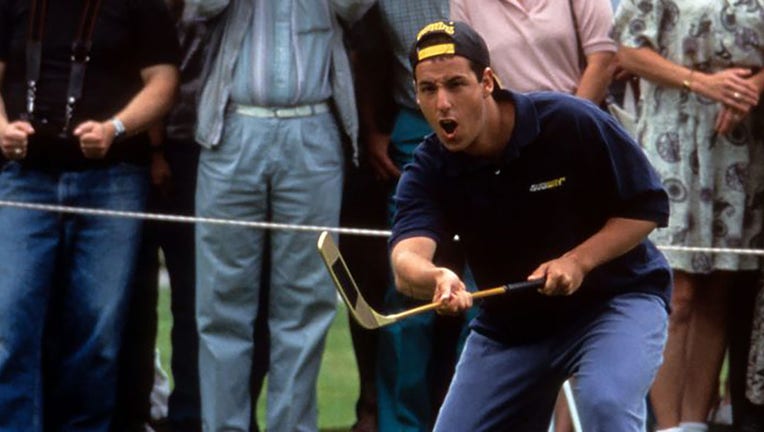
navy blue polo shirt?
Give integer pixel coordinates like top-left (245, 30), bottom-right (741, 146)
top-left (390, 90), bottom-right (671, 338)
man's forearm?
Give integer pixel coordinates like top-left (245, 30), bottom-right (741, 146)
top-left (391, 237), bottom-right (441, 300)
top-left (0, 96), bottom-right (8, 133)
top-left (563, 217), bottom-right (657, 274)
top-left (111, 64), bottom-right (179, 136)
top-left (0, 62), bottom-right (8, 131)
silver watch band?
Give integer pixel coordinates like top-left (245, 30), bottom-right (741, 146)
top-left (111, 117), bottom-right (126, 138)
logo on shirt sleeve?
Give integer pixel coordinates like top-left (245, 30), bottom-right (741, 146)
top-left (529, 177), bottom-right (566, 192)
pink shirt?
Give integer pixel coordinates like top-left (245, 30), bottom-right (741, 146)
top-left (451, 0), bottom-right (616, 93)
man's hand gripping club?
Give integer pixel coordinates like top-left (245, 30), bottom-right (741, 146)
top-left (392, 218), bottom-right (658, 313)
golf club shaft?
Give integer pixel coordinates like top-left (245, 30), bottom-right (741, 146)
top-left (389, 278), bottom-right (545, 321)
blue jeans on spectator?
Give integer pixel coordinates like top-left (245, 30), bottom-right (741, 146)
top-left (0, 161), bottom-right (148, 431)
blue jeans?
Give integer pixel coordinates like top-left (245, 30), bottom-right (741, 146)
top-left (0, 161), bottom-right (148, 431)
top-left (433, 292), bottom-right (668, 432)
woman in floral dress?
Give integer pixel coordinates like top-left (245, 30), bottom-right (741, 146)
top-left (614, 0), bottom-right (764, 431)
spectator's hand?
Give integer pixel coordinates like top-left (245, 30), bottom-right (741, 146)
top-left (0, 120), bottom-right (34, 160)
top-left (715, 105), bottom-right (745, 135)
top-left (74, 120), bottom-right (116, 159)
top-left (528, 255), bottom-right (586, 296)
top-left (612, 56), bottom-right (634, 82)
top-left (366, 131), bottom-right (400, 182)
top-left (433, 267), bottom-right (472, 315)
top-left (150, 150), bottom-right (172, 195)
top-left (695, 68), bottom-right (759, 114)
top-left (614, 67), bottom-right (635, 82)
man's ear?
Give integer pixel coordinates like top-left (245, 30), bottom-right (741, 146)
top-left (482, 68), bottom-right (495, 98)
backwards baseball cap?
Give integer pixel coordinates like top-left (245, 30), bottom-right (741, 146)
top-left (409, 20), bottom-right (491, 73)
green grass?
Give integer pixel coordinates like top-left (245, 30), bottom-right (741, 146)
top-left (156, 286), bottom-right (360, 430)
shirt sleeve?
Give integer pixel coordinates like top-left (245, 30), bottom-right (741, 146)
top-left (584, 108), bottom-right (670, 226)
top-left (575, 0), bottom-right (617, 55)
top-left (130, 0), bottom-right (181, 69)
top-left (613, 0), bottom-right (662, 50)
top-left (390, 144), bottom-right (449, 249)
top-left (0, 0), bottom-right (10, 61)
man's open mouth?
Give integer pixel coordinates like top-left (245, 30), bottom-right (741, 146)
top-left (440, 119), bottom-right (457, 134)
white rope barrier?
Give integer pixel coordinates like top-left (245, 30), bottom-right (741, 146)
top-left (2, 199), bottom-right (764, 256)
top-left (0, 200), bottom-right (390, 238)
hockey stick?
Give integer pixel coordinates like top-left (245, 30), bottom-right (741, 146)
top-left (317, 231), bottom-right (544, 329)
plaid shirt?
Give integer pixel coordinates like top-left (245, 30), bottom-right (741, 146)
top-left (376, 0), bottom-right (448, 110)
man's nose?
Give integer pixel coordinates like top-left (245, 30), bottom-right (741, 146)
top-left (436, 88), bottom-right (451, 112)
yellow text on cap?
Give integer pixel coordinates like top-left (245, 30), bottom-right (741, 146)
top-left (417, 21), bottom-right (455, 41)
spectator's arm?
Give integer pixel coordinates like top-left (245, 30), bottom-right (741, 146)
top-left (573, 0), bottom-right (616, 104)
top-left (74, 64), bottom-right (179, 159)
top-left (576, 51), bottom-right (615, 104)
top-left (356, 67), bottom-right (399, 181)
top-left (0, 62), bottom-right (36, 160)
top-left (618, 45), bottom-right (758, 113)
top-left (0, 62), bottom-right (7, 131)
top-left (147, 121), bottom-right (172, 191)
top-left (112, 64), bottom-right (179, 137)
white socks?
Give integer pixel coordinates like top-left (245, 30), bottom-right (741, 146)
top-left (679, 422), bottom-right (708, 432)
top-left (654, 424), bottom-right (708, 432)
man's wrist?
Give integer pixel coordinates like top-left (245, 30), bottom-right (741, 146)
top-left (682, 70), bottom-right (694, 92)
top-left (562, 251), bottom-right (593, 275)
top-left (110, 117), bottom-right (126, 141)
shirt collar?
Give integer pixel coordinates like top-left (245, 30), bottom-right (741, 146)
top-left (442, 89), bottom-right (541, 176)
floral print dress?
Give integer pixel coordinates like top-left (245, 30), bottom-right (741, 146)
top-left (614, 0), bottom-right (764, 273)
top-left (616, 0), bottom-right (764, 405)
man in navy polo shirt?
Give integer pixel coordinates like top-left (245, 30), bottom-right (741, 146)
top-left (389, 20), bottom-right (672, 431)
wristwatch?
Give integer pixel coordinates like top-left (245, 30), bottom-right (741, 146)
top-left (111, 117), bottom-right (126, 140)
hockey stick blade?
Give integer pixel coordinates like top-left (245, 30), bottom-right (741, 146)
top-left (317, 231), bottom-right (395, 329)
top-left (317, 231), bottom-right (544, 329)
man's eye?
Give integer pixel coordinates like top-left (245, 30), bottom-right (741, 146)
top-left (419, 86), bottom-right (436, 94)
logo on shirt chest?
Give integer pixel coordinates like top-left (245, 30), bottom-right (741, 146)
top-left (528, 176), bottom-right (566, 192)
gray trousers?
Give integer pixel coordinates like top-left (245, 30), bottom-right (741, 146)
top-left (195, 111), bottom-right (343, 431)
